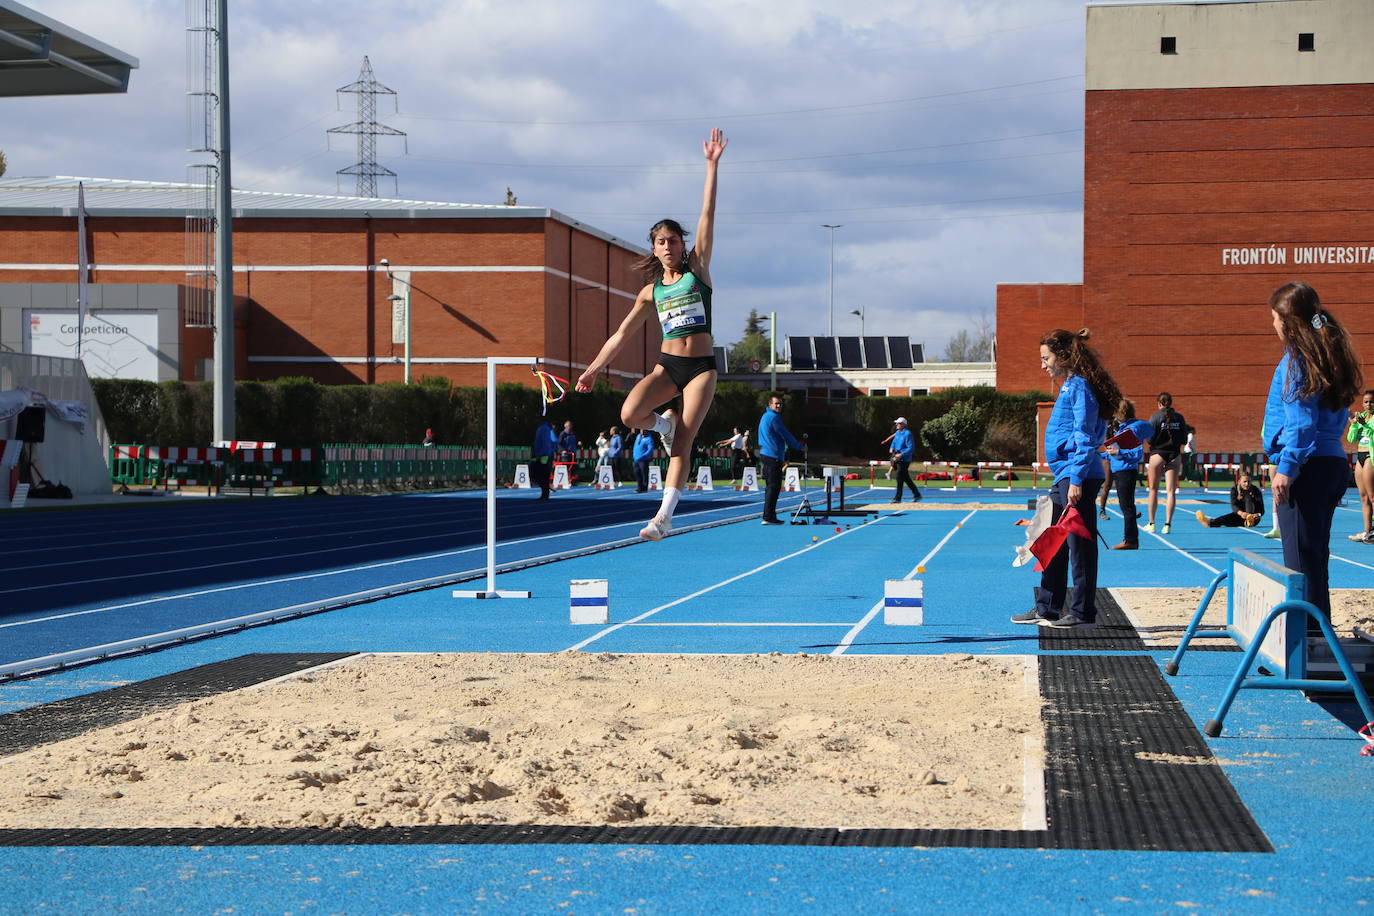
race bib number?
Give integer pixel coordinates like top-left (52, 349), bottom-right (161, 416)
top-left (658, 287), bottom-right (708, 333)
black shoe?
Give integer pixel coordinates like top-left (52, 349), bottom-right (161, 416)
top-left (1011, 610), bottom-right (1053, 625)
top-left (911, 493), bottom-right (922, 502)
top-left (761, 518), bottom-right (784, 526)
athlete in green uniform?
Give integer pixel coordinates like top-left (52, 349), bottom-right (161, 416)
top-left (576, 128), bottom-right (728, 541)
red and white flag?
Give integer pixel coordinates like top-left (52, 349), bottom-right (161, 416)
top-left (1014, 497), bottom-right (1092, 571)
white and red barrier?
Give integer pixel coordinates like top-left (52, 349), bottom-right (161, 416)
top-left (1201, 463), bottom-right (1242, 492)
top-left (921, 461), bottom-right (960, 490)
top-left (977, 461), bottom-right (1014, 490)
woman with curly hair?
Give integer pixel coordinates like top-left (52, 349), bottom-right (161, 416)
top-left (1012, 328), bottom-right (1121, 630)
top-left (1265, 281), bottom-right (1363, 631)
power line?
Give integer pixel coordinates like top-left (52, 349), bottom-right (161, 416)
top-left (388, 74), bottom-right (1083, 127)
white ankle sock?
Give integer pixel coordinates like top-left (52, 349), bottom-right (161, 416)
top-left (658, 487), bottom-right (681, 519)
top-left (652, 413), bottom-right (674, 436)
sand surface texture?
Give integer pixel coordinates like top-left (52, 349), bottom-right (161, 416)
top-left (1116, 587), bottom-right (1374, 647)
top-left (0, 652), bottom-right (1041, 831)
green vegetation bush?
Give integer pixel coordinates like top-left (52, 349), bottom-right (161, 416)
top-left (91, 376), bottom-right (1049, 462)
top-left (919, 400), bottom-right (988, 460)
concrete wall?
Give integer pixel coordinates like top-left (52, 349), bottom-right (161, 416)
top-left (0, 281), bottom-right (180, 381)
top-left (1087, 0), bottom-right (1374, 90)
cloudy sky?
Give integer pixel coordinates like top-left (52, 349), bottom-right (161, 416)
top-left (5, 0), bottom-right (1098, 358)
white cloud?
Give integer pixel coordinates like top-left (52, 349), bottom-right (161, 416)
top-left (6, 0), bottom-right (1089, 361)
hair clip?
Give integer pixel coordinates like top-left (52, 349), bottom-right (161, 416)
top-left (1311, 312), bottom-right (1328, 330)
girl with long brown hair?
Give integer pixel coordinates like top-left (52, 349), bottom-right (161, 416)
top-left (1265, 281), bottom-right (1363, 629)
top-left (575, 128), bottom-right (727, 541)
top-left (1011, 329), bottom-right (1121, 629)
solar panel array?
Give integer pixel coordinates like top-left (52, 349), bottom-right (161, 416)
top-left (786, 336), bottom-right (920, 370)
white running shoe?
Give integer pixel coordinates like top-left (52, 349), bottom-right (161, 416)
top-left (639, 514), bottom-right (672, 541)
top-left (1263, 527), bottom-right (1280, 540)
top-left (660, 409), bottom-right (678, 454)
top-left (1162, 523), bottom-right (1171, 535)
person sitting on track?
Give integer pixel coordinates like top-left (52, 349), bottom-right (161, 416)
top-left (575, 128), bottom-right (729, 541)
top-left (1195, 470), bottom-right (1265, 528)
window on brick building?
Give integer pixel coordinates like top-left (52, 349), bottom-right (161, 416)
top-left (1160, 36), bottom-right (1177, 54)
top-left (1298, 32), bottom-right (1315, 52)
top-left (869, 388), bottom-right (888, 398)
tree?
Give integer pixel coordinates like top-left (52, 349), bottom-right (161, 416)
top-left (939, 311), bottom-right (994, 362)
top-left (0, 149), bottom-right (7, 178)
top-left (920, 400), bottom-right (988, 460)
top-left (727, 308), bottom-right (772, 372)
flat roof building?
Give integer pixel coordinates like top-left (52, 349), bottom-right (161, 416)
top-left (0, 177), bottom-right (656, 390)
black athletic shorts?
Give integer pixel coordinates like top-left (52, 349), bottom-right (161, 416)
top-left (658, 352), bottom-right (716, 391)
top-left (1359, 452), bottom-right (1369, 466)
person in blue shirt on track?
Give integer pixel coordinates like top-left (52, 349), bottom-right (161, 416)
top-left (556, 421), bottom-right (579, 463)
top-left (633, 428), bottom-right (657, 493)
top-left (1102, 398), bottom-right (1153, 550)
top-left (575, 128), bottom-right (728, 542)
top-left (1011, 328), bottom-right (1121, 629)
top-left (888, 416), bottom-right (921, 504)
top-left (1263, 281), bottom-right (1362, 632)
top-left (758, 394), bottom-right (803, 525)
top-left (532, 418), bottom-right (558, 500)
top-left (606, 427), bottom-right (624, 481)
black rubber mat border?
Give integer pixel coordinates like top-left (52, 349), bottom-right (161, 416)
top-left (1036, 588), bottom-right (1147, 651)
top-left (0, 653), bottom-right (359, 758)
top-left (0, 653), bottom-right (1271, 852)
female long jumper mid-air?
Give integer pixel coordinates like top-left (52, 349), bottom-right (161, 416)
top-left (575, 128), bottom-right (728, 541)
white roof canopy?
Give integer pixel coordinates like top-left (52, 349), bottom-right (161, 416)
top-left (0, 0), bottom-right (138, 97)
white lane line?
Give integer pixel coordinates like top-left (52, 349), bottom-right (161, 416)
top-left (0, 501), bottom-right (768, 630)
top-left (830, 509), bottom-right (977, 656)
top-left (1022, 655), bottom-right (1048, 831)
top-left (563, 519), bottom-right (879, 653)
top-left (624, 622), bottom-right (854, 627)
top-left (1237, 523), bottom-right (1374, 571)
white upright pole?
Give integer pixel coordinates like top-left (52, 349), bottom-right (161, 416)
top-left (769, 309), bottom-right (777, 393)
top-left (403, 289), bottom-right (412, 384)
top-left (821, 224), bottom-right (841, 337)
top-left (454, 356), bottom-right (532, 599)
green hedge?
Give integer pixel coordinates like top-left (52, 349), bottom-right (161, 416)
top-left (90, 378), bottom-right (1049, 462)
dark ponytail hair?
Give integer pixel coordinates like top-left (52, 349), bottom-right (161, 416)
top-left (1157, 391), bottom-right (1175, 420)
top-left (1270, 281), bottom-right (1362, 409)
top-left (1040, 328), bottom-right (1121, 420)
top-left (632, 218), bottom-right (690, 283)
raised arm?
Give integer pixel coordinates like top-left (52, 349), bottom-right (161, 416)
top-left (575, 286), bottom-right (656, 392)
top-left (688, 127), bottom-right (727, 285)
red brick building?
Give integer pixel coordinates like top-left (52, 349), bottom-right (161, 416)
top-left (0, 178), bottom-right (654, 390)
top-left (997, 0), bottom-right (1374, 451)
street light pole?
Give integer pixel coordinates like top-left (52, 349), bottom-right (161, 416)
top-left (821, 224), bottom-right (842, 337)
top-left (769, 310), bottom-right (777, 393)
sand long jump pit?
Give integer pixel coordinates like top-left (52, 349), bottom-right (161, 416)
top-left (0, 652), bottom-right (1043, 832)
